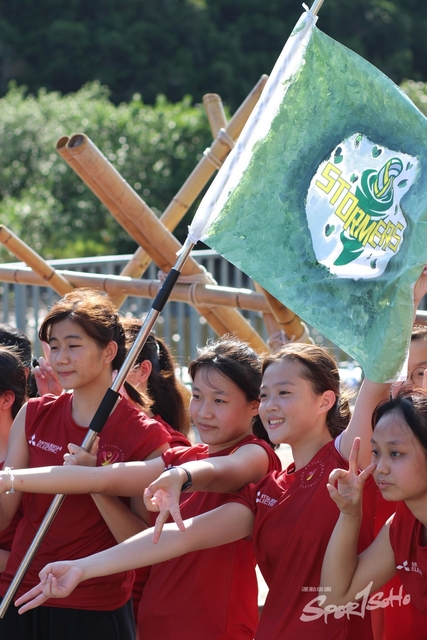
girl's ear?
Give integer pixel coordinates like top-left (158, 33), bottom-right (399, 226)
top-left (249, 398), bottom-right (260, 415)
top-left (105, 341), bottom-right (119, 365)
top-left (319, 390), bottom-right (336, 413)
top-left (137, 360), bottom-right (153, 384)
top-left (0, 391), bottom-right (15, 412)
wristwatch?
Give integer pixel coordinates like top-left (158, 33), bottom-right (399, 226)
top-left (180, 467), bottom-right (193, 493)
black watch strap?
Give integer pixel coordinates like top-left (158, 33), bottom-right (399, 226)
top-left (180, 467), bottom-right (193, 493)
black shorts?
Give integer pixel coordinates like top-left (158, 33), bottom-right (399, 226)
top-left (0, 598), bottom-right (136, 640)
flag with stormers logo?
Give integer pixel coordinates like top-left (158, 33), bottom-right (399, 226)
top-left (190, 7), bottom-right (427, 382)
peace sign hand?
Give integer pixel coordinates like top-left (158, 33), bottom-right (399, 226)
top-left (327, 437), bottom-right (376, 518)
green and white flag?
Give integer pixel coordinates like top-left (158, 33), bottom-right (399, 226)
top-left (188, 6), bottom-right (427, 382)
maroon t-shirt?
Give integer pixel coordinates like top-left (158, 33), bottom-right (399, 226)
top-left (390, 502), bottom-right (427, 621)
top-left (137, 435), bottom-right (281, 639)
top-left (233, 440), bottom-right (376, 640)
top-left (0, 393), bottom-right (170, 610)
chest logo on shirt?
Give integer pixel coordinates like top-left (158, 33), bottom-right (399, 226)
top-left (99, 444), bottom-right (124, 465)
top-left (255, 492), bottom-right (278, 507)
top-left (28, 434), bottom-right (63, 454)
top-left (397, 560), bottom-right (423, 576)
top-left (300, 460), bottom-right (325, 489)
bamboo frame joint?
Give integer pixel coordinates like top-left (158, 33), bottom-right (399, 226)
top-left (202, 148), bottom-right (223, 170)
top-left (218, 128), bottom-right (236, 150)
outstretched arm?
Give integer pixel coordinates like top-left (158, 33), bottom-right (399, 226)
top-left (0, 457), bottom-right (166, 498)
top-left (15, 501), bottom-right (254, 613)
top-left (144, 443), bottom-right (272, 542)
top-left (320, 438), bottom-right (396, 604)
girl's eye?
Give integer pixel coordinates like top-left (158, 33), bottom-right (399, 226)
top-left (214, 398), bottom-right (225, 404)
top-left (371, 449), bottom-right (379, 457)
top-left (390, 451), bottom-right (401, 458)
top-left (279, 390), bottom-right (289, 396)
top-left (191, 394), bottom-right (201, 400)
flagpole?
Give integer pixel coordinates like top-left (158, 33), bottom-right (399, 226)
top-left (0, 237), bottom-right (195, 617)
top-left (309, 0), bottom-right (325, 16)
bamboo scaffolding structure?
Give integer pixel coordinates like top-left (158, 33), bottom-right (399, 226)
top-left (106, 75), bottom-right (268, 307)
top-left (0, 226), bottom-right (73, 296)
top-left (57, 136), bottom-right (229, 336)
top-left (57, 75), bottom-right (267, 306)
top-left (63, 134), bottom-right (267, 351)
top-left (0, 265), bottom-right (270, 312)
top-left (203, 93), bottom-right (228, 137)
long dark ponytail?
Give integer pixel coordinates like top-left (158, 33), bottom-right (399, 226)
top-left (122, 318), bottom-right (190, 436)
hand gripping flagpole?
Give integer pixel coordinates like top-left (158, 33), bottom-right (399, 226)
top-left (0, 236), bottom-right (195, 617)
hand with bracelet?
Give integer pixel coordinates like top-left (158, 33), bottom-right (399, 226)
top-left (144, 465), bottom-right (192, 543)
top-left (0, 467), bottom-right (16, 496)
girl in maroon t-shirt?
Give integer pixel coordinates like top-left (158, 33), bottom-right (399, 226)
top-left (321, 388), bottom-right (427, 636)
top-left (0, 289), bottom-right (171, 640)
top-left (0, 347), bottom-right (27, 573)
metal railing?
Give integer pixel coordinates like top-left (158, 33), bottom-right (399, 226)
top-left (0, 250), bottom-right (269, 365)
top-left (2, 249), bottom-right (417, 370)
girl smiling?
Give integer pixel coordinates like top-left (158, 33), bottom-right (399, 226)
top-left (0, 289), bottom-right (171, 640)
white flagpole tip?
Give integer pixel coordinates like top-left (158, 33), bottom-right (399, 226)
top-left (308, 0), bottom-right (325, 17)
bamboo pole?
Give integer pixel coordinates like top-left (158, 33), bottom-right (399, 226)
top-left (63, 134), bottom-right (268, 351)
top-left (258, 286), bottom-right (311, 343)
top-left (159, 74), bottom-right (268, 234)
top-left (58, 137), bottom-right (229, 335)
top-left (57, 136), bottom-right (171, 272)
top-left (0, 265), bottom-right (270, 312)
top-left (203, 93), bottom-right (227, 137)
top-left (0, 226), bottom-right (73, 296)
top-left (56, 134), bottom-right (228, 335)
top-left (110, 74), bottom-right (268, 307)
top-left (253, 282), bottom-right (281, 339)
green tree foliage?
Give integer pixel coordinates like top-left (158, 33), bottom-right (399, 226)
top-left (401, 80), bottom-right (427, 117)
top-left (0, 0), bottom-right (426, 111)
top-left (0, 82), bottom-right (211, 260)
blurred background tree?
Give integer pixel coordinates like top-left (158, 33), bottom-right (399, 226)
top-left (0, 0), bottom-right (426, 260)
top-left (0, 83), bottom-right (211, 260)
top-left (1, 0), bottom-right (426, 109)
